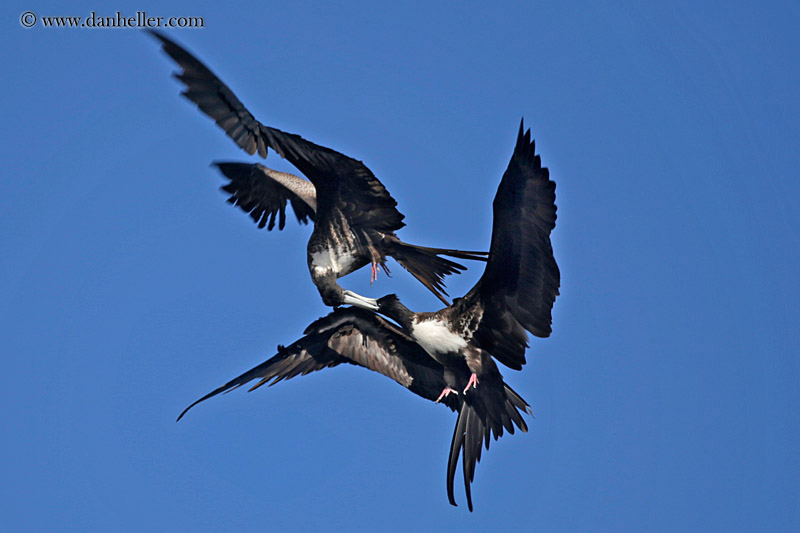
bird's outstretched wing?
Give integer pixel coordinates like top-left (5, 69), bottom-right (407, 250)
top-left (148, 30), bottom-right (404, 234)
top-left (177, 307), bottom-right (457, 421)
top-left (460, 120), bottom-right (560, 370)
top-left (176, 306), bottom-right (530, 511)
top-left (213, 162), bottom-right (316, 231)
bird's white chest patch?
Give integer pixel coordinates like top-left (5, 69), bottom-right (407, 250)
top-left (310, 249), bottom-right (358, 278)
top-left (412, 319), bottom-right (468, 356)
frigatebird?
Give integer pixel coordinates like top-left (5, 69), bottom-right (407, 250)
top-left (376, 120), bottom-right (560, 400)
top-left (177, 307), bottom-right (530, 511)
top-left (148, 30), bottom-right (487, 310)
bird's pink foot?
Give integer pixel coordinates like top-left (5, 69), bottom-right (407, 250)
top-left (435, 387), bottom-right (458, 403)
top-left (370, 262), bottom-right (380, 285)
top-left (463, 373), bottom-right (479, 394)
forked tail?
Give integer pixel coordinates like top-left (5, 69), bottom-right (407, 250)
top-left (385, 237), bottom-right (489, 305)
top-left (447, 382), bottom-right (531, 511)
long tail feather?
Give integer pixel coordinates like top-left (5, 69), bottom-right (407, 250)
top-left (385, 238), bottom-right (488, 305)
top-left (446, 382), bottom-right (531, 511)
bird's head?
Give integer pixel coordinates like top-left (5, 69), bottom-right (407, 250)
top-left (376, 293), bottom-right (414, 329)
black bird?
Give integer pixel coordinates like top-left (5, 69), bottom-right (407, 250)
top-left (376, 121), bottom-right (560, 401)
top-left (177, 306), bottom-right (530, 511)
top-left (148, 30), bottom-right (487, 310)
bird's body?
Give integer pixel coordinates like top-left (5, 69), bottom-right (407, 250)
top-left (150, 30), bottom-right (559, 513)
top-left (411, 313), bottom-right (471, 358)
top-left (377, 120), bottom-right (560, 398)
top-left (177, 121), bottom-right (559, 512)
top-left (177, 307), bottom-right (529, 511)
top-left (149, 31), bottom-right (488, 309)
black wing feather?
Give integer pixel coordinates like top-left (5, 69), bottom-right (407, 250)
top-left (463, 119), bottom-right (560, 370)
top-left (176, 333), bottom-right (340, 421)
top-left (177, 308), bottom-right (458, 421)
top-left (147, 30), bottom-right (405, 233)
top-left (213, 162), bottom-right (315, 230)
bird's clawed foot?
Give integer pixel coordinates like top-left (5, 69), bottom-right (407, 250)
top-left (370, 261), bottom-right (380, 285)
top-left (435, 387), bottom-right (458, 403)
top-left (463, 373), bottom-right (479, 394)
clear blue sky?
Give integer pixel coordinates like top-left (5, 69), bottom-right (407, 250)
top-left (3, 1), bottom-right (798, 530)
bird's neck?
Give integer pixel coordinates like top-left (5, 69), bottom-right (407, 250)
top-left (377, 297), bottom-right (415, 331)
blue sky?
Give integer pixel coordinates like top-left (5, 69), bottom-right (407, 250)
top-left (3, 1), bottom-right (798, 530)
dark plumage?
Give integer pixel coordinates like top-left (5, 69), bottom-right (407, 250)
top-left (213, 162), bottom-right (316, 231)
top-left (377, 119), bottom-right (559, 410)
top-left (147, 30), bottom-right (488, 309)
top-left (178, 307), bottom-right (530, 511)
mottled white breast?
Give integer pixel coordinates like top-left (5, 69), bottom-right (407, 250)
top-left (310, 249), bottom-right (358, 278)
top-left (412, 318), bottom-right (468, 357)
